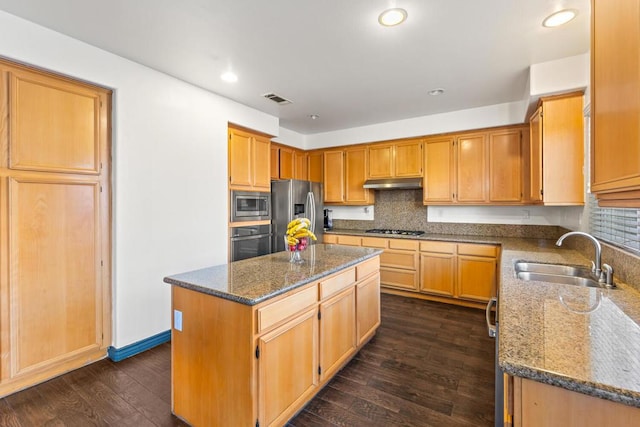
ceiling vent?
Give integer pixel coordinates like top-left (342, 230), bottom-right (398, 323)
top-left (262, 93), bottom-right (292, 105)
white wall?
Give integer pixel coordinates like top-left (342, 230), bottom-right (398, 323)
top-left (427, 205), bottom-right (584, 226)
top-left (304, 100), bottom-right (528, 148)
top-left (0, 11), bottom-right (279, 348)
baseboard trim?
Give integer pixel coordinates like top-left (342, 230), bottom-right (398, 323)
top-left (107, 330), bottom-right (171, 362)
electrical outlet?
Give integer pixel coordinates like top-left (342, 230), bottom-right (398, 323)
top-left (174, 309), bottom-right (183, 331)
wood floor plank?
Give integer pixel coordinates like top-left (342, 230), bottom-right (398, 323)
top-left (0, 399), bottom-right (21, 427)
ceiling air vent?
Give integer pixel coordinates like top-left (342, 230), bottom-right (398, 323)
top-left (262, 93), bottom-right (292, 105)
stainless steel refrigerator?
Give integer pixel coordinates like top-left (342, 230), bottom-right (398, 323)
top-left (271, 179), bottom-right (323, 252)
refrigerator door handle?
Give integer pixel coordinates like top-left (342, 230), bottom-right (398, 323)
top-left (307, 191), bottom-right (316, 233)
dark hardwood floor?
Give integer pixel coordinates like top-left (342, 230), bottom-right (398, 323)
top-left (0, 294), bottom-right (495, 427)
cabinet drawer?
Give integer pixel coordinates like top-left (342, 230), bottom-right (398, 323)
top-left (257, 285), bottom-right (318, 333)
top-left (420, 241), bottom-right (456, 254)
top-left (380, 268), bottom-right (418, 291)
top-left (323, 234), bottom-right (338, 244)
top-left (320, 268), bottom-right (356, 300)
top-left (388, 239), bottom-right (419, 251)
top-left (361, 237), bottom-right (388, 249)
top-left (381, 250), bottom-right (418, 270)
top-left (337, 235), bottom-right (361, 246)
top-left (356, 257), bottom-right (380, 281)
top-left (458, 243), bottom-right (497, 257)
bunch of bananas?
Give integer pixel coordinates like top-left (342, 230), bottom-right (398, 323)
top-left (286, 217), bottom-right (317, 250)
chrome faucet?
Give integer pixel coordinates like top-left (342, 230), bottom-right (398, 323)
top-left (556, 231), bottom-right (614, 287)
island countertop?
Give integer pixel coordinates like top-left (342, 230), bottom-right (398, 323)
top-left (164, 244), bottom-right (383, 306)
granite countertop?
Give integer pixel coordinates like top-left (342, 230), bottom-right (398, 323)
top-left (327, 228), bottom-right (640, 407)
top-left (164, 244), bottom-right (383, 306)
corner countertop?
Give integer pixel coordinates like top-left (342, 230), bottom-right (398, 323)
top-left (163, 244), bottom-right (383, 306)
top-left (326, 228), bottom-right (640, 407)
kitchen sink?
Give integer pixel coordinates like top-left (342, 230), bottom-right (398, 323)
top-left (514, 260), bottom-right (613, 288)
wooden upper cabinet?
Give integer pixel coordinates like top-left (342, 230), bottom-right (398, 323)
top-left (323, 150), bottom-right (345, 203)
top-left (308, 150), bottom-right (323, 183)
top-left (423, 125), bottom-right (527, 206)
top-left (324, 147), bottom-right (373, 205)
top-left (367, 144), bottom-right (393, 178)
top-left (270, 145), bottom-right (280, 179)
top-left (489, 128), bottom-right (523, 203)
top-left (529, 107), bottom-right (543, 202)
top-left (8, 69), bottom-right (102, 174)
top-left (367, 139), bottom-right (423, 179)
top-left (591, 0), bottom-right (640, 206)
top-left (345, 147), bottom-right (372, 204)
top-left (279, 145), bottom-right (295, 180)
top-left (228, 126), bottom-right (271, 191)
top-left (456, 133), bottom-right (487, 203)
top-left (294, 150), bottom-right (308, 180)
top-left (423, 137), bottom-right (455, 203)
top-left (228, 128), bottom-right (253, 188)
top-left (395, 140), bottom-right (423, 177)
top-left (529, 93), bottom-right (584, 205)
top-left (253, 136), bottom-right (271, 189)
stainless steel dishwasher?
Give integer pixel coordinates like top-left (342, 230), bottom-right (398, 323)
top-left (230, 224), bottom-right (272, 261)
top-left (486, 296), bottom-right (502, 426)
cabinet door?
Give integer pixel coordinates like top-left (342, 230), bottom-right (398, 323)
top-left (308, 151), bottom-right (323, 183)
top-left (258, 307), bottom-right (318, 427)
top-left (345, 147), bottom-right (372, 204)
top-left (323, 150), bottom-right (344, 203)
top-left (319, 288), bottom-right (356, 380)
top-left (294, 151), bottom-right (308, 180)
top-left (529, 108), bottom-right (543, 202)
top-left (395, 140), bottom-right (423, 177)
top-left (8, 69), bottom-right (101, 174)
top-left (457, 255), bottom-right (495, 302)
top-left (11, 178), bottom-right (104, 373)
top-left (270, 145), bottom-right (280, 179)
top-left (489, 129), bottom-right (522, 202)
top-left (591, 0), bottom-right (640, 197)
top-left (542, 95), bottom-right (584, 205)
top-left (419, 252), bottom-right (455, 297)
top-left (279, 146), bottom-right (295, 180)
top-left (457, 134), bottom-right (487, 203)
top-left (356, 273), bottom-right (381, 346)
top-left (228, 128), bottom-right (253, 188)
top-left (252, 136), bottom-right (271, 190)
top-left (368, 144), bottom-right (393, 178)
top-left (424, 138), bottom-right (455, 203)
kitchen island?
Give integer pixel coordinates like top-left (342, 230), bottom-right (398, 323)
top-left (164, 244), bottom-right (382, 427)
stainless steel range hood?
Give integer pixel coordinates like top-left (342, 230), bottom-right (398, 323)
top-left (362, 177), bottom-right (423, 190)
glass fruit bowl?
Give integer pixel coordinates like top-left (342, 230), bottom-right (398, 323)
top-left (285, 236), bottom-right (309, 264)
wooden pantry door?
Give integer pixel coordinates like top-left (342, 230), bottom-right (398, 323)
top-left (0, 59), bottom-right (111, 393)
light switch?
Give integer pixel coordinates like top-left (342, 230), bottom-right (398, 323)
top-left (174, 309), bottom-right (183, 331)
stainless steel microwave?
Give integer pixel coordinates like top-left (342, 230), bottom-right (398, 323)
top-left (230, 191), bottom-right (271, 222)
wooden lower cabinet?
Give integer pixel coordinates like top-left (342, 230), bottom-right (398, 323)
top-left (508, 376), bottom-right (640, 427)
top-left (420, 251), bottom-right (456, 297)
top-left (259, 307), bottom-right (319, 427)
top-left (171, 257), bottom-right (380, 427)
top-left (319, 287), bottom-right (356, 381)
top-left (326, 234), bottom-right (498, 307)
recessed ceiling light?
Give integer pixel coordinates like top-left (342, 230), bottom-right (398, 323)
top-left (428, 88), bottom-right (445, 96)
top-left (220, 71), bottom-right (238, 83)
top-left (378, 8), bottom-right (407, 27)
top-left (542, 9), bottom-right (578, 28)
top-left (309, 114), bottom-right (320, 120)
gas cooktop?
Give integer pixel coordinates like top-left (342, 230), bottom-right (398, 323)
top-left (365, 229), bottom-right (425, 236)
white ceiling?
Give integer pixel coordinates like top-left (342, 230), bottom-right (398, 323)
top-left (0, 0), bottom-right (589, 134)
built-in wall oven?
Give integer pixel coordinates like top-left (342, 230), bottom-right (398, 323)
top-left (231, 191), bottom-right (271, 222)
top-left (230, 224), bottom-right (272, 262)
